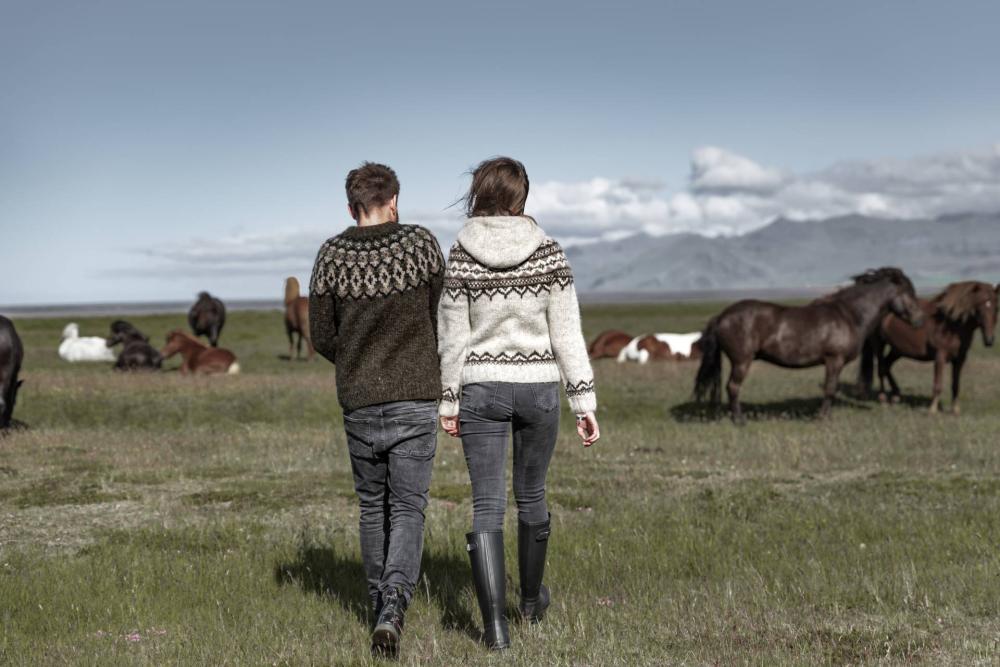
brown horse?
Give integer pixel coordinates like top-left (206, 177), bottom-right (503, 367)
top-left (637, 335), bottom-right (674, 361)
top-left (694, 267), bottom-right (925, 424)
top-left (858, 281), bottom-right (998, 414)
top-left (161, 330), bottom-right (240, 375)
top-left (588, 329), bottom-right (633, 360)
top-left (283, 277), bottom-right (314, 361)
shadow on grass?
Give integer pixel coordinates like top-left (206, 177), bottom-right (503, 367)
top-left (671, 395), bottom-right (873, 423)
top-left (837, 382), bottom-right (934, 409)
top-left (274, 544), bottom-right (478, 639)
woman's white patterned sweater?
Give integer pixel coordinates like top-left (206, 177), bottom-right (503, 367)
top-left (437, 215), bottom-right (597, 417)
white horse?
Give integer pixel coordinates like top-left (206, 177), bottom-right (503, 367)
top-left (59, 323), bottom-right (116, 362)
top-left (617, 332), bottom-right (702, 364)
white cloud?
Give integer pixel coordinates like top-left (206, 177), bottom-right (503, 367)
top-left (139, 143), bottom-right (1000, 273)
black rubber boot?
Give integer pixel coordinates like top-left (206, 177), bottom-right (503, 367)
top-left (466, 530), bottom-right (510, 650)
top-left (371, 587), bottom-right (406, 659)
top-left (517, 514), bottom-right (551, 622)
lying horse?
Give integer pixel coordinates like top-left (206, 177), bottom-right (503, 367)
top-left (618, 332), bottom-right (703, 363)
top-left (694, 267), bottom-right (924, 424)
top-left (107, 320), bottom-right (162, 371)
top-left (0, 316), bottom-right (25, 430)
top-left (858, 281), bottom-right (998, 414)
top-left (283, 277), bottom-right (314, 360)
top-left (59, 322), bottom-right (116, 362)
top-left (188, 292), bottom-right (226, 347)
top-left (588, 330), bottom-right (633, 360)
top-left (161, 330), bottom-right (239, 375)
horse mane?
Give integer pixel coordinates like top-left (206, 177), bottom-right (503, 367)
top-left (284, 277), bottom-right (300, 305)
top-left (933, 281), bottom-right (991, 322)
top-left (811, 267), bottom-right (915, 304)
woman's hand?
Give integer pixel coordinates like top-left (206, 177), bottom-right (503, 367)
top-left (440, 415), bottom-right (460, 437)
top-left (576, 412), bottom-right (600, 446)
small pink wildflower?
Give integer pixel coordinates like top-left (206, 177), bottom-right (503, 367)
top-left (125, 632), bottom-right (142, 642)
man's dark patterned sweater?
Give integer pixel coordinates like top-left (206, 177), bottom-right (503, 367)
top-left (309, 221), bottom-right (445, 411)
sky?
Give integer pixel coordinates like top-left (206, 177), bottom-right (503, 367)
top-left (3, 0), bottom-right (1000, 305)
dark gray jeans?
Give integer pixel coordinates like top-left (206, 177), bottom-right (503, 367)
top-left (459, 382), bottom-right (560, 532)
top-left (343, 399), bottom-right (438, 606)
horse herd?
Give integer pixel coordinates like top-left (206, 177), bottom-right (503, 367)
top-left (588, 267), bottom-right (998, 425)
top-left (1, 268), bottom-right (997, 431)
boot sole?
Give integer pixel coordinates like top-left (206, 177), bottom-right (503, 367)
top-left (371, 625), bottom-right (399, 659)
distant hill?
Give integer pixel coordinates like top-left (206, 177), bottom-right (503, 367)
top-left (565, 212), bottom-right (1000, 292)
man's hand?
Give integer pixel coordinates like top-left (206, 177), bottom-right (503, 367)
top-left (440, 415), bottom-right (460, 437)
top-left (576, 412), bottom-right (600, 447)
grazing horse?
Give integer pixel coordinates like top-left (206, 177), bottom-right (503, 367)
top-left (283, 277), bottom-right (314, 360)
top-left (106, 320), bottom-right (162, 371)
top-left (858, 281), bottom-right (999, 414)
top-left (588, 330), bottom-right (633, 360)
top-left (693, 268), bottom-right (925, 424)
top-left (0, 316), bottom-right (24, 430)
top-left (59, 323), bottom-right (116, 362)
top-left (188, 292), bottom-right (226, 347)
top-left (161, 330), bottom-right (239, 375)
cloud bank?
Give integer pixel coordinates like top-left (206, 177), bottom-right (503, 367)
top-left (530, 143), bottom-right (1000, 240)
top-left (139, 143), bottom-right (1000, 273)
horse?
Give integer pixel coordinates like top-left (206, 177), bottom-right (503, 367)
top-left (188, 292), bottom-right (226, 347)
top-left (588, 330), bottom-right (633, 360)
top-left (618, 332), bottom-right (703, 363)
top-left (0, 316), bottom-right (25, 430)
top-left (283, 277), bottom-right (314, 361)
top-left (857, 281), bottom-right (998, 414)
top-left (161, 330), bottom-right (240, 375)
top-left (106, 320), bottom-right (162, 371)
top-left (59, 323), bottom-right (117, 362)
top-left (618, 335), bottom-right (673, 364)
top-left (693, 267), bottom-right (925, 424)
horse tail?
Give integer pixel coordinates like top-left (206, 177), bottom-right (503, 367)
top-left (857, 335), bottom-right (876, 394)
top-left (693, 318), bottom-right (722, 405)
top-left (284, 277), bottom-right (300, 305)
top-left (227, 361), bottom-right (241, 375)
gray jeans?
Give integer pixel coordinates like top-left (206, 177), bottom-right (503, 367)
top-left (459, 382), bottom-right (560, 532)
top-left (343, 399), bottom-right (438, 606)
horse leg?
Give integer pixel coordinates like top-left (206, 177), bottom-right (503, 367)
top-left (727, 359), bottom-right (751, 426)
top-left (296, 331), bottom-right (304, 360)
top-left (286, 324), bottom-right (295, 360)
top-left (819, 356), bottom-right (845, 419)
top-left (950, 354), bottom-right (966, 415)
top-left (883, 350), bottom-right (903, 404)
top-left (929, 352), bottom-right (946, 414)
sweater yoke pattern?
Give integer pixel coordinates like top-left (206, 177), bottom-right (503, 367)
top-left (311, 225), bottom-right (442, 301)
top-left (443, 239), bottom-right (574, 301)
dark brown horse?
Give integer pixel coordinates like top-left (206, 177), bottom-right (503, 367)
top-left (188, 292), bottom-right (226, 347)
top-left (283, 277), bottom-right (314, 361)
top-left (0, 316), bottom-right (24, 430)
top-left (161, 330), bottom-right (239, 375)
top-left (107, 320), bottom-right (162, 371)
top-left (694, 268), bottom-right (925, 424)
top-left (588, 329), bottom-right (633, 360)
top-left (858, 281), bottom-right (998, 414)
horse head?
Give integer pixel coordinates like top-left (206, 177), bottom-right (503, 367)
top-left (61, 323), bottom-right (79, 340)
top-left (284, 277), bottom-right (301, 305)
top-left (856, 267), bottom-right (924, 328)
top-left (160, 330), bottom-right (188, 358)
top-left (978, 283), bottom-right (997, 347)
top-left (934, 282), bottom-right (997, 346)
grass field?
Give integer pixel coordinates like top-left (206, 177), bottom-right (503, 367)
top-left (2, 303), bottom-right (1000, 665)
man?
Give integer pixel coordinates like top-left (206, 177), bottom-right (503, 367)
top-left (309, 162), bottom-right (444, 658)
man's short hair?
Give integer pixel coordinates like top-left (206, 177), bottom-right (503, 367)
top-left (345, 162), bottom-right (400, 216)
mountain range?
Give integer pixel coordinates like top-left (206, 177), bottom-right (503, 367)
top-left (565, 212), bottom-right (1000, 293)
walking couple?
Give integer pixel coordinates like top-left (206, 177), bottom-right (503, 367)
top-left (308, 158), bottom-right (600, 658)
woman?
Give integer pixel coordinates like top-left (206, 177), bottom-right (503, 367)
top-left (438, 157), bottom-right (600, 650)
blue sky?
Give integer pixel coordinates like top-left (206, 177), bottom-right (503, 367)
top-left (3, 0), bottom-right (1000, 304)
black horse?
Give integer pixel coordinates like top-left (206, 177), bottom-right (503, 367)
top-left (107, 320), bottom-right (162, 371)
top-left (0, 316), bottom-right (25, 430)
top-left (188, 292), bottom-right (226, 347)
top-left (694, 268), bottom-right (925, 424)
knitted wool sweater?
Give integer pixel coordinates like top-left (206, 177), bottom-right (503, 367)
top-left (309, 222), bottom-right (445, 411)
top-left (438, 216), bottom-right (597, 417)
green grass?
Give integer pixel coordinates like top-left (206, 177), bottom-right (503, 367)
top-left (2, 306), bottom-right (1000, 665)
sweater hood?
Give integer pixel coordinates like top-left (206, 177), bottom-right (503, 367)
top-left (456, 216), bottom-right (546, 269)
